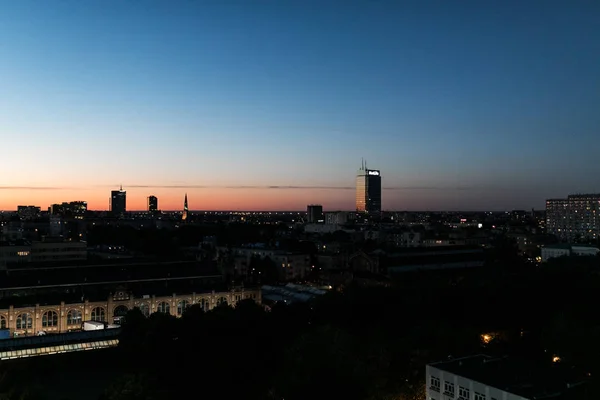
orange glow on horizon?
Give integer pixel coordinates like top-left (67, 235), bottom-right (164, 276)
top-left (0, 188), bottom-right (356, 212)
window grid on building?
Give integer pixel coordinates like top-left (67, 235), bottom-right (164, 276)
top-left (430, 376), bottom-right (441, 392)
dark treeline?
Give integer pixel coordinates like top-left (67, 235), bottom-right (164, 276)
top-left (97, 256), bottom-right (600, 400)
top-left (1, 256), bottom-right (599, 400)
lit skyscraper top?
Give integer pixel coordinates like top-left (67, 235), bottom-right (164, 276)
top-left (356, 160), bottom-right (382, 214)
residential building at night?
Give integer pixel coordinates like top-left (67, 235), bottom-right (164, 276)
top-left (356, 160), bottom-right (382, 214)
top-left (325, 211), bottom-right (348, 225)
top-left (17, 206), bottom-right (41, 221)
top-left (49, 201), bottom-right (87, 219)
top-left (546, 194), bottom-right (600, 242)
top-left (427, 354), bottom-right (587, 400)
top-left (307, 204), bottom-right (323, 223)
top-left (0, 239), bottom-right (87, 267)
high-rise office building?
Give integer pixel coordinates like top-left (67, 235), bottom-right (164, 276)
top-left (148, 196), bottom-right (158, 213)
top-left (307, 204), bottom-right (324, 223)
top-left (356, 160), bottom-right (382, 214)
top-left (110, 186), bottom-right (126, 216)
top-left (546, 193), bottom-right (600, 242)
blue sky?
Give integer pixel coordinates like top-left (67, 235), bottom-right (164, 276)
top-left (0, 0), bottom-right (599, 211)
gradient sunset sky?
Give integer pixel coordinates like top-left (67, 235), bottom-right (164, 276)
top-left (1, 1), bottom-right (599, 211)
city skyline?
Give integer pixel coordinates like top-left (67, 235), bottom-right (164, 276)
top-left (1, 1), bottom-right (599, 211)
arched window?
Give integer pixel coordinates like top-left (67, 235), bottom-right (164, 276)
top-left (157, 301), bottom-right (170, 314)
top-left (16, 313), bottom-right (32, 330)
top-left (177, 300), bottom-right (189, 316)
top-left (114, 305), bottom-right (129, 317)
top-left (67, 310), bottom-right (82, 325)
top-left (199, 298), bottom-right (210, 312)
top-left (91, 307), bottom-right (105, 322)
top-left (42, 310), bottom-right (58, 327)
top-left (137, 303), bottom-right (150, 317)
top-left (217, 296), bottom-right (227, 306)
top-left (0, 315), bottom-right (6, 329)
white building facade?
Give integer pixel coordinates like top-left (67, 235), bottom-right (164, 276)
top-left (426, 355), bottom-right (586, 400)
top-left (427, 363), bottom-right (525, 400)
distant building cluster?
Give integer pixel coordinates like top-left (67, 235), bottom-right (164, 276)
top-left (302, 159), bottom-right (382, 230)
top-left (546, 193), bottom-right (600, 242)
top-left (49, 201), bottom-right (87, 219)
top-left (0, 238), bottom-right (87, 268)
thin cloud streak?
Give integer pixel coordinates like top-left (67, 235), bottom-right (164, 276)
top-left (0, 186), bottom-right (69, 190)
top-left (109, 184), bottom-right (485, 191)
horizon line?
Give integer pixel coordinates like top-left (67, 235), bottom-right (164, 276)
top-left (0, 208), bottom-right (538, 213)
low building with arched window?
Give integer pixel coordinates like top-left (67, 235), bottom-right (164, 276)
top-left (0, 288), bottom-right (261, 336)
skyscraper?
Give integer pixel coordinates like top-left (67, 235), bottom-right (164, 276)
top-left (148, 196), bottom-right (158, 213)
top-left (182, 193), bottom-right (188, 221)
top-left (356, 160), bottom-right (382, 214)
top-left (110, 186), bottom-right (126, 216)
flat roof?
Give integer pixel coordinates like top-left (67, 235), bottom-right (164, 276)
top-left (430, 355), bottom-right (587, 399)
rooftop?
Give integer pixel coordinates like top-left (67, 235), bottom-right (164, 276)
top-left (0, 260), bottom-right (221, 290)
top-left (430, 355), bottom-right (588, 400)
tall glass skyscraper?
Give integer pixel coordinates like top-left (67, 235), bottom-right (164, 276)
top-left (356, 161), bottom-right (382, 214)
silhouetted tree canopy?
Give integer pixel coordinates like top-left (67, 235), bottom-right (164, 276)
top-left (4, 254), bottom-right (600, 400)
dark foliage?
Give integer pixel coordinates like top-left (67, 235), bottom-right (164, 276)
top-left (104, 256), bottom-right (600, 400)
top-left (3, 255), bottom-right (600, 400)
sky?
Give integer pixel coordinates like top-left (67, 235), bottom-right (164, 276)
top-left (0, 0), bottom-right (599, 211)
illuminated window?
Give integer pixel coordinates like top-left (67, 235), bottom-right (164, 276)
top-left (67, 310), bottom-right (82, 325)
top-left (42, 310), bottom-right (58, 327)
top-left (157, 301), bottom-right (170, 314)
top-left (176, 300), bottom-right (189, 316)
top-left (17, 251), bottom-right (30, 256)
top-left (91, 307), bottom-right (105, 322)
top-left (16, 313), bottom-right (32, 329)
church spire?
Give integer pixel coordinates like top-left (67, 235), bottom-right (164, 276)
top-left (182, 193), bottom-right (188, 221)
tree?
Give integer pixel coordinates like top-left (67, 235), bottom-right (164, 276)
top-left (118, 308), bottom-right (149, 359)
top-left (99, 374), bottom-right (158, 400)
